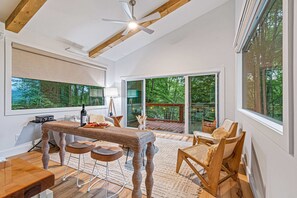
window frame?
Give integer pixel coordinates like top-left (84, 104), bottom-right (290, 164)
top-left (237, 0), bottom-right (294, 154)
top-left (5, 38), bottom-right (108, 116)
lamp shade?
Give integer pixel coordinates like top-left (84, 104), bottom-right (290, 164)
top-left (104, 87), bottom-right (119, 97)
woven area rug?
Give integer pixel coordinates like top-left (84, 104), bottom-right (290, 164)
top-left (50, 137), bottom-right (202, 198)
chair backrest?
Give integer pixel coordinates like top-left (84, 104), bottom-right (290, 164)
top-left (209, 131), bottom-right (245, 167)
top-left (223, 132), bottom-right (245, 159)
top-left (205, 132), bottom-right (246, 195)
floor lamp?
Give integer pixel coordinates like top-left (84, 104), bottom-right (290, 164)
top-left (104, 87), bottom-right (119, 116)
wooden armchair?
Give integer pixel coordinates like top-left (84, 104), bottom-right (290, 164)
top-left (176, 132), bottom-right (246, 196)
top-left (192, 119), bottom-right (238, 145)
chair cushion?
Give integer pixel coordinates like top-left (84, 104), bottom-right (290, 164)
top-left (91, 146), bottom-right (123, 162)
top-left (221, 119), bottom-right (234, 131)
top-left (211, 127), bottom-right (229, 139)
top-left (203, 144), bottom-right (218, 166)
top-left (65, 141), bottom-right (96, 154)
top-left (194, 131), bottom-right (213, 140)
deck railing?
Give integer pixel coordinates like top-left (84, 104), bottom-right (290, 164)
top-left (146, 103), bottom-right (184, 123)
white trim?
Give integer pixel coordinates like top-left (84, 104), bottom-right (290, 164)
top-left (282, 0), bottom-right (294, 155)
top-left (142, 79), bottom-right (146, 117)
top-left (5, 106), bottom-right (108, 116)
top-left (292, 1), bottom-right (297, 158)
top-left (121, 67), bottom-right (225, 133)
top-left (234, 0), bottom-right (263, 52)
top-left (0, 142), bottom-right (32, 157)
top-left (121, 80), bottom-right (127, 127)
top-left (120, 67), bottom-right (224, 81)
top-left (238, 109), bottom-right (283, 134)
top-left (184, 76), bottom-right (189, 134)
top-left (237, 0), bottom-right (293, 153)
top-left (4, 37), bottom-right (108, 116)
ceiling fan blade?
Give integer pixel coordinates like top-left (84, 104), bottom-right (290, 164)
top-left (102, 18), bottom-right (128, 24)
top-left (138, 25), bottom-right (154, 34)
top-left (120, 1), bottom-right (133, 19)
top-left (122, 27), bottom-right (131, 36)
top-left (137, 12), bottom-right (161, 24)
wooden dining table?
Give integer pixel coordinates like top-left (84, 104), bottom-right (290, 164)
top-left (41, 121), bottom-right (156, 198)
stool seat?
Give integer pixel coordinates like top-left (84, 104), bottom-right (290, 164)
top-left (66, 141), bottom-right (96, 154)
top-left (91, 146), bottom-right (123, 162)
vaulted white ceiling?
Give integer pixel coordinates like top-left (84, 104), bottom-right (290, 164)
top-left (0, 0), bottom-right (230, 61)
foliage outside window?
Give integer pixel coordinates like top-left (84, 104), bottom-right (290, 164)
top-left (189, 75), bottom-right (216, 133)
top-left (242, 0), bottom-right (283, 122)
top-left (146, 77), bottom-right (185, 122)
top-left (12, 77), bottom-right (104, 110)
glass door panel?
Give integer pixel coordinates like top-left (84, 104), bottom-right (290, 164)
top-left (189, 74), bottom-right (217, 134)
top-left (145, 77), bottom-right (185, 133)
top-left (127, 80), bottom-right (143, 128)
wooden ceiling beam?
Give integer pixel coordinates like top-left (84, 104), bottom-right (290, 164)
top-left (5, 0), bottom-right (47, 33)
top-left (89, 0), bottom-right (190, 58)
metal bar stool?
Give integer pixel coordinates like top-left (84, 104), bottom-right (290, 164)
top-left (87, 146), bottom-right (127, 197)
top-left (62, 141), bottom-right (96, 187)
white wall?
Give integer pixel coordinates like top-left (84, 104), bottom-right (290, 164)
top-left (234, 0), bottom-right (297, 197)
top-left (114, 1), bottom-right (236, 123)
top-left (0, 23), bottom-right (116, 156)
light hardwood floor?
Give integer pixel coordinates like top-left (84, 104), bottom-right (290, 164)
top-left (9, 132), bottom-right (253, 198)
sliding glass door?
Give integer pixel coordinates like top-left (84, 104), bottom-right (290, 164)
top-left (125, 73), bottom-right (219, 134)
top-left (188, 74), bottom-right (218, 134)
top-left (126, 80), bottom-right (144, 128)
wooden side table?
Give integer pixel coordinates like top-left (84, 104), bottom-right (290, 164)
top-left (1, 158), bottom-right (54, 198)
top-left (110, 115), bottom-right (123, 127)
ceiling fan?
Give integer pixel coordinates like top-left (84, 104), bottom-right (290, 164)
top-left (102, 0), bottom-right (161, 35)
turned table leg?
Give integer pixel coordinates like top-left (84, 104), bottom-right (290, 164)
top-left (132, 147), bottom-right (143, 198)
top-left (59, 133), bottom-right (66, 166)
top-left (145, 142), bottom-right (155, 198)
top-left (42, 129), bottom-right (50, 169)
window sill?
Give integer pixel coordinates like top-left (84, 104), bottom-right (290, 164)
top-left (237, 109), bottom-right (283, 135)
top-left (5, 105), bottom-right (108, 116)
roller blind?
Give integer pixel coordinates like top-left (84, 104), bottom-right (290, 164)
top-left (12, 43), bottom-right (106, 87)
top-left (233, 0), bottom-right (266, 53)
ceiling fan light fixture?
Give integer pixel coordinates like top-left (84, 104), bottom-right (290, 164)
top-left (128, 21), bottom-right (138, 30)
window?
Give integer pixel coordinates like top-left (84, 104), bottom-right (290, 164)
top-left (242, 0), bottom-right (283, 123)
top-left (12, 77), bottom-right (104, 110)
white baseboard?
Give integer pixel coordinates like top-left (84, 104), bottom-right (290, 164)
top-left (0, 142), bottom-right (32, 157)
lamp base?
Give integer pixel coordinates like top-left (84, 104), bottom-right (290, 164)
top-left (108, 97), bottom-right (116, 117)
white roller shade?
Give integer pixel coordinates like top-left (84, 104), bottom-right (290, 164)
top-left (12, 43), bottom-right (106, 87)
top-left (234, 0), bottom-right (266, 53)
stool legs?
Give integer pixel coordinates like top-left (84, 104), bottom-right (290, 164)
top-left (62, 154), bottom-right (89, 188)
top-left (87, 160), bottom-right (126, 197)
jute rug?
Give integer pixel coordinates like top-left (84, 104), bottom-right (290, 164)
top-left (50, 137), bottom-right (202, 198)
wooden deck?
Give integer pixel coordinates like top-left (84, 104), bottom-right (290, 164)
top-left (146, 120), bottom-right (185, 133)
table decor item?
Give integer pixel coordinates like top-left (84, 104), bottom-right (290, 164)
top-left (136, 115), bottom-right (147, 130)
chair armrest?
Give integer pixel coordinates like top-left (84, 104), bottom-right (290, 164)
top-left (193, 131), bottom-right (219, 145)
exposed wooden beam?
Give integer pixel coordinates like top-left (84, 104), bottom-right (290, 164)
top-left (89, 0), bottom-right (190, 58)
top-left (5, 0), bottom-right (47, 33)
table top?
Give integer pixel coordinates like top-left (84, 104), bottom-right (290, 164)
top-left (0, 158), bottom-right (55, 197)
top-left (42, 121), bottom-right (156, 149)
